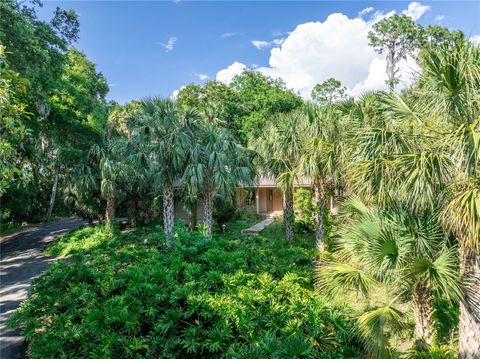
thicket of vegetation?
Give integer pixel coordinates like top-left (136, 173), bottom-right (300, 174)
top-left (2, 1), bottom-right (479, 358)
top-left (8, 224), bottom-right (363, 358)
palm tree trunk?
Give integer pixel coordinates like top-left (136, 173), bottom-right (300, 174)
top-left (163, 181), bottom-right (174, 244)
top-left (105, 194), bottom-right (116, 230)
top-left (412, 286), bottom-right (435, 349)
top-left (46, 164), bottom-right (59, 222)
top-left (203, 185), bottom-right (214, 239)
top-left (459, 246), bottom-right (480, 359)
top-left (313, 180), bottom-right (325, 252)
top-left (283, 186), bottom-right (294, 243)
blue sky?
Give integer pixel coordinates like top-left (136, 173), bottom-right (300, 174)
top-left (38, 1), bottom-right (480, 103)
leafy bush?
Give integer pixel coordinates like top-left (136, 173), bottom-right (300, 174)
top-left (9, 224), bottom-right (363, 358)
top-left (406, 344), bottom-right (456, 359)
top-left (294, 189), bottom-right (315, 232)
top-left (213, 196), bottom-right (238, 229)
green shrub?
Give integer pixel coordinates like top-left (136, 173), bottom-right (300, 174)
top-left (406, 344), bottom-right (456, 359)
top-left (9, 224), bottom-right (363, 358)
top-left (294, 189), bottom-right (315, 232)
top-left (213, 196), bottom-right (238, 229)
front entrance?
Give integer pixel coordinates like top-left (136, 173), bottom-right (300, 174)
top-left (266, 189), bottom-right (273, 212)
top-left (256, 187), bottom-right (283, 214)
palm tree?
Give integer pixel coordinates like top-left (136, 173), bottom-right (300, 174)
top-left (133, 98), bottom-right (198, 243)
top-left (301, 104), bottom-right (347, 251)
top-left (87, 138), bottom-right (127, 231)
top-left (250, 111), bottom-right (303, 242)
top-left (316, 197), bottom-right (461, 356)
top-left (184, 123), bottom-right (255, 239)
top-left (377, 42), bottom-right (480, 357)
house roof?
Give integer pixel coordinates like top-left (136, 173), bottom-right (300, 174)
top-left (250, 175), bottom-right (312, 188)
top-left (174, 175), bottom-right (312, 189)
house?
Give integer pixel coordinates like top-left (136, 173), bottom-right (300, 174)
top-left (174, 175), bottom-right (312, 222)
top-left (236, 175), bottom-right (312, 215)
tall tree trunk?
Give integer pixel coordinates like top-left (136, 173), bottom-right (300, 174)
top-left (386, 45), bottom-right (396, 92)
top-left (459, 246), bottom-right (480, 359)
top-left (412, 286), bottom-right (435, 349)
top-left (163, 181), bottom-right (174, 245)
top-left (46, 164), bottom-right (59, 222)
top-left (283, 186), bottom-right (294, 243)
top-left (105, 193), bottom-right (116, 230)
top-left (203, 185), bottom-right (214, 239)
top-left (313, 180), bottom-right (325, 252)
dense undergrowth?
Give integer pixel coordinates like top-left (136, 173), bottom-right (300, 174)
top-left (9, 222), bottom-right (363, 358)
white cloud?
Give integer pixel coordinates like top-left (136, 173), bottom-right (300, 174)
top-left (158, 37), bottom-right (177, 52)
top-left (251, 38), bottom-right (285, 50)
top-left (272, 38), bottom-right (285, 46)
top-left (251, 40), bottom-right (271, 50)
top-left (470, 35), bottom-right (480, 46)
top-left (216, 61), bottom-right (247, 84)
top-left (371, 9), bottom-right (396, 23)
top-left (221, 32), bottom-right (239, 38)
top-left (197, 73), bottom-right (209, 81)
top-left (435, 15), bottom-right (445, 23)
top-left (217, 4), bottom-right (422, 99)
top-left (358, 7), bottom-right (374, 18)
top-left (402, 2), bottom-right (430, 21)
top-left (170, 85), bottom-right (186, 99)
top-left (257, 13), bottom-right (381, 97)
top-left (350, 56), bottom-right (419, 96)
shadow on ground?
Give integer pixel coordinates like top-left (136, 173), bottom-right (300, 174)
top-left (0, 219), bottom-right (87, 359)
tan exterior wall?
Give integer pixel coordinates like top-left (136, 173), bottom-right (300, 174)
top-left (256, 187), bottom-right (283, 214)
top-left (272, 188), bottom-right (282, 211)
top-left (175, 186), bottom-right (313, 220)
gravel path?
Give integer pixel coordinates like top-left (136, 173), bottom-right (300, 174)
top-left (0, 219), bottom-right (88, 358)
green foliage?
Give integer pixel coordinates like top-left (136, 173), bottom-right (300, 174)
top-left (0, 0), bottom-right (78, 101)
top-left (176, 80), bottom-right (239, 132)
top-left (46, 225), bottom-right (114, 256)
top-left (0, 45), bottom-right (30, 195)
top-left (294, 188), bottom-right (315, 232)
top-left (0, 1), bottom-right (108, 223)
top-left (310, 78), bottom-right (348, 107)
top-left (213, 196), bottom-right (238, 228)
top-left (316, 198), bottom-right (461, 357)
top-left (231, 70), bottom-right (303, 141)
top-left (406, 344), bottom-right (456, 359)
top-left (432, 298), bottom-right (459, 344)
top-left (368, 14), bottom-right (423, 89)
top-left (9, 224), bottom-right (363, 358)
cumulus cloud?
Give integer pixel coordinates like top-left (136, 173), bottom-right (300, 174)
top-left (470, 35), bottom-right (480, 46)
top-left (435, 15), bottom-right (445, 23)
top-left (216, 61), bottom-right (247, 84)
top-left (170, 85), bottom-right (186, 99)
top-left (358, 6), bottom-right (374, 18)
top-left (158, 37), bottom-right (177, 52)
top-left (215, 2), bottom-right (426, 99)
top-left (402, 1), bottom-right (430, 21)
top-left (196, 73), bottom-right (209, 80)
top-left (257, 13), bottom-right (384, 97)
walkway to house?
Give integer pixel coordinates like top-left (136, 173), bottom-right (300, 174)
top-left (242, 211), bottom-right (281, 235)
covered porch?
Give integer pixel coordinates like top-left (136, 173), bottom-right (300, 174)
top-left (236, 187), bottom-right (283, 215)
